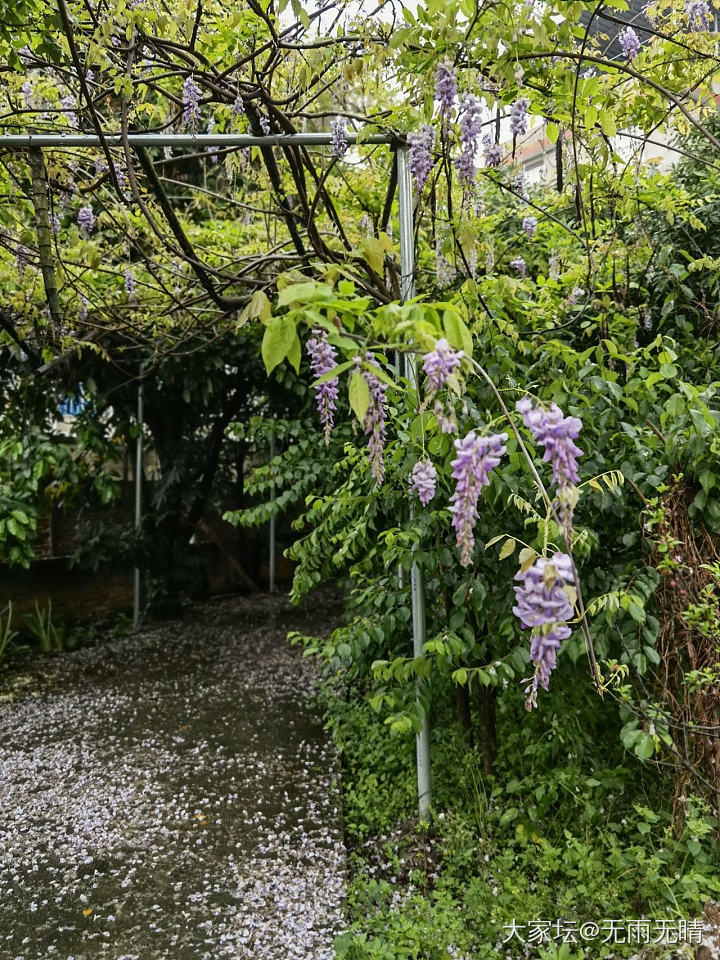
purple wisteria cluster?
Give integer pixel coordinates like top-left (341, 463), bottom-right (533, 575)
top-left (483, 135), bottom-right (503, 168)
top-left (422, 337), bottom-right (463, 394)
top-left (509, 256), bottom-right (526, 277)
top-left (686, 0), bottom-right (711, 31)
top-left (232, 93), bottom-right (245, 118)
top-left (408, 126), bottom-right (435, 192)
top-left (331, 117), bottom-right (348, 158)
top-left (77, 205), bottom-right (94, 237)
top-left (513, 551), bottom-right (575, 709)
top-left (522, 216), bottom-right (537, 238)
top-left (124, 267), bottom-right (136, 297)
top-left (182, 75), bottom-right (201, 126)
top-left (567, 285), bottom-right (584, 305)
top-left (361, 354), bottom-right (388, 485)
top-left (434, 60), bottom-right (457, 125)
top-left (306, 328), bottom-right (339, 446)
top-left (455, 93), bottom-right (483, 187)
top-left (410, 459), bottom-right (437, 506)
top-left (509, 98), bottom-right (529, 138)
top-left (450, 431), bottom-right (508, 566)
top-left (516, 396), bottom-right (583, 533)
top-left (618, 26), bottom-right (641, 60)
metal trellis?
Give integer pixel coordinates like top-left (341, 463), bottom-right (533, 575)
top-left (0, 129), bottom-right (431, 816)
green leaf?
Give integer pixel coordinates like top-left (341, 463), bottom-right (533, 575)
top-left (634, 733), bottom-right (655, 760)
top-left (348, 370), bottom-right (370, 422)
top-left (261, 315), bottom-right (297, 375)
top-left (546, 121), bottom-right (559, 143)
top-left (276, 282), bottom-right (332, 307)
top-left (499, 538), bottom-right (516, 560)
top-left (442, 311), bottom-right (473, 357)
top-left (599, 111), bottom-right (617, 137)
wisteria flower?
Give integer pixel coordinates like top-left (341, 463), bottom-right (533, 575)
top-left (618, 26), bottom-right (641, 60)
top-left (410, 459), bottom-right (437, 506)
top-left (408, 125), bottom-right (435, 192)
top-left (77, 206), bottom-right (94, 237)
top-left (434, 60), bottom-right (457, 124)
top-left (434, 398), bottom-right (457, 434)
top-left (331, 117), bottom-right (348, 158)
top-left (232, 93), bottom-right (245, 118)
top-left (124, 267), bottom-right (136, 297)
top-left (509, 98), bottom-right (529, 138)
top-left (182, 75), bottom-right (201, 126)
top-left (483, 135), bottom-right (503, 168)
top-left (513, 552), bottom-right (575, 708)
top-left (423, 337), bottom-right (463, 394)
top-left (450, 430), bottom-right (507, 566)
top-left (516, 397), bottom-right (583, 533)
top-left (567, 285), bottom-right (584, 305)
top-left (686, 0), bottom-right (711, 31)
top-left (509, 256), bottom-right (526, 277)
top-left (259, 114), bottom-right (271, 135)
top-left (61, 93), bottom-right (77, 128)
top-left (79, 294), bottom-right (88, 322)
top-left (522, 216), bottom-right (537, 238)
top-left (455, 93), bottom-right (483, 187)
top-left (306, 328), bottom-right (339, 445)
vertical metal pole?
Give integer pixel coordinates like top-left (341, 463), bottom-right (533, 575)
top-left (268, 431), bottom-right (276, 593)
top-left (397, 144), bottom-right (431, 817)
top-left (133, 382), bottom-right (143, 628)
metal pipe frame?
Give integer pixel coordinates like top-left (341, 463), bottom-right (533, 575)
top-left (397, 144), bottom-right (432, 818)
top-left (3, 128), bottom-right (429, 812)
top-left (133, 382), bottom-right (144, 628)
top-left (0, 132), bottom-right (394, 149)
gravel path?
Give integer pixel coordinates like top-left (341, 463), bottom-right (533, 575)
top-left (0, 593), bottom-right (346, 960)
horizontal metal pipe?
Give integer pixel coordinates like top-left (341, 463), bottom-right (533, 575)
top-left (0, 132), bottom-right (394, 149)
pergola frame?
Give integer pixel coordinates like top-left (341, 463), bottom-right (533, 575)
top-left (0, 130), bottom-right (432, 816)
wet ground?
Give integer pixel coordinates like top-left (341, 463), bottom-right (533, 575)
top-left (0, 593), bottom-right (346, 960)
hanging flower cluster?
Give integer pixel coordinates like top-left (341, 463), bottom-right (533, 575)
top-left (686, 0), bottom-right (711, 31)
top-left (450, 430), bottom-right (508, 566)
top-left (408, 125), bottom-right (435, 191)
top-left (513, 552), bottom-right (575, 709)
top-left (567, 285), bottom-right (584, 305)
top-left (422, 337), bottom-right (463, 394)
top-left (331, 117), bottom-right (348, 158)
top-left (77, 206), bottom-right (94, 237)
top-left (410, 459), bottom-right (437, 506)
top-left (124, 267), bottom-right (136, 296)
top-left (522, 216), bottom-right (537, 238)
top-left (434, 60), bottom-right (457, 124)
top-left (182, 75), bottom-right (201, 126)
top-left (516, 397), bottom-right (583, 533)
top-left (509, 98), bottom-right (529, 137)
top-left (361, 354), bottom-right (388, 485)
top-left (509, 256), bottom-right (526, 277)
top-left (618, 26), bottom-right (641, 59)
top-left (232, 93), bottom-right (245, 118)
top-left (483, 135), bottom-right (503, 168)
top-left (455, 93), bottom-right (483, 187)
top-left (306, 328), bottom-right (339, 445)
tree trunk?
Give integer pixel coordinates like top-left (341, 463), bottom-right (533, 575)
top-left (474, 681), bottom-right (497, 775)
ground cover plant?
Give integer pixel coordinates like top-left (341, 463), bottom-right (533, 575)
top-left (1, 0), bottom-right (720, 957)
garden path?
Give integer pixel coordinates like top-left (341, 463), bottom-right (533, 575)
top-left (0, 593), bottom-right (345, 960)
